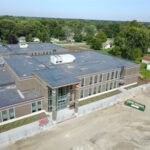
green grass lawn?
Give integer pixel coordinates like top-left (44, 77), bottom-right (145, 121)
top-left (140, 63), bottom-right (150, 80)
top-left (97, 49), bottom-right (112, 54)
top-left (79, 90), bottom-right (121, 106)
top-left (55, 41), bottom-right (85, 44)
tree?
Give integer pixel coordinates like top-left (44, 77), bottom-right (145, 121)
top-left (113, 24), bottom-right (150, 60)
top-left (90, 37), bottom-right (102, 50)
top-left (85, 35), bottom-right (93, 45)
top-left (111, 46), bottom-right (122, 57)
top-left (74, 33), bottom-right (83, 42)
top-left (26, 34), bottom-right (33, 42)
top-left (96, 31), bottom-right (107, 43)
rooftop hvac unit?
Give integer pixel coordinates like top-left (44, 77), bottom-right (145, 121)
top-left (50, 54), bottom-right (76, 64)
top-left (19, 43), bottom-right (28, 49)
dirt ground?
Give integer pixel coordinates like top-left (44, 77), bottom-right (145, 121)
top-left (1, 88), bottom-right (150, 150)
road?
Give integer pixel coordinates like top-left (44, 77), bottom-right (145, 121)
top-left (1, 88), bottom-right (150, 150)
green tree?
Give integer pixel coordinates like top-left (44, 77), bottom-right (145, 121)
top-left (96, 31), bottom-right (107, 43)
top-left (74, 33), bottom-right (83, 42)
top-left (26, 34), bottom-right (33, 42)
top-left (90, 37), bottom-right (102, 50)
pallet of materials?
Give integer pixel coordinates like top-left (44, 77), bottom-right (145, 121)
top-left (124, 99), bottom-right (146, 111)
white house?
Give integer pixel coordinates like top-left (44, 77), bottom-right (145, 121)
top-left (102, 42), bottom-right (111, 49)
top-left (51, 38), bottom-right (60, 43)
top-left (147, 64), bottom-right (150, 70)
top-left (33, 37), bottom-right (40, 42)
top-left (142, 56), bottom-right (150, 64)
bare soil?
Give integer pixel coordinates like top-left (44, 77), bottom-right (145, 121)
top-left (1, 88), bottom-right (150, 150)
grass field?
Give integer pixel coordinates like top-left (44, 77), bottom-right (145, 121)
top-left (55, 41), bottom-right (85, 44)
top-left (140, 63), bottom-right (150, 80)
top-left (96, 49), bottom-right (112, 54)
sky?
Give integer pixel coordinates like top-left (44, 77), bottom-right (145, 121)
top-left (0, 0), bottom-right (150, 22)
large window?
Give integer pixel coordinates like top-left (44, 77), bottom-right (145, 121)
top-left (98, 85), bottom-right (101, 93)
top-left (93, 87), bottom-right (97, 94)
top-left (110, 83), bottom-right (113, 90)
top-left (9, 108), bottom-right (14, 119)
top-left (38, 101), bottom-right (42, 111)
top-left (95, 75), bottom-right (98, 83)
top-left (115, 71), bottom-right (118, 79)
top-left (106, 83), bottom-right (108, 91)
top-left (80, 90), bottom-right (84, 98)
top-left (107, 73), bottom-right (110, 80)
top-left (114, 81), bottom-right (117, 88)
top-left (70, 93), bottom-right (72, 101)
top-left (89, 88), bottom-right (92, 96)
top-left (100, 74), bottom-right (103, 82)
top-left (32, 102), bottom-right (36, 113)
top-left (81, 78), bottom-right (84, 87)
top-left (89, 76), bottom-right (92, 85)
top-left (2, 110), bottom-right (7, 121)
top-left (111, 72), bottom-right (114, 79)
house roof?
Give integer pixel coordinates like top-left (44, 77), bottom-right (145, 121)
top-left (143, 56), bottom-right (150, 61)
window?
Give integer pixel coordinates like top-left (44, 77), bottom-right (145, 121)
top-left (95, 75), bottom-right (98, 83)
top-left (38, 101), bottom-right (42, 111)
top-left (100, 74), bottom-right (103, 82)
top-left (115, 71), bottom-right (118, 79)
top-left (2, 110), bottom-right (7, 121)
top-left (89, 88), bottom-right (92, 96)
top-left (114, 81), bottom-right (117, 88)
top-left (32, 102), bottom-right (36, 113)
top-left (9, 108), bottom-right (14, 119)
top-left (110, 83), bottom-right (113, 90)
top-left (70, 93), bottom-right (72, 101)
top-left (111, 72), bottom-right (114, 79)
top-left (106, 83), bottom-right (108, 91)
top-left (93, 87), bottom-right (97, 94)
top-left (80, 90), bottom-right (84, 98)
top-left (81, 78), bottom-right (84, 87)
top-left (89, 76), bottom-right (92, 85)
top-left (107, 73), bottom-right (110, 80)
top-left (98, 85), bottom-right (101, 93)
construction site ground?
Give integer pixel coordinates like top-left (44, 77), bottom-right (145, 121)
top-left (1, 88), bottom-right (150, 150)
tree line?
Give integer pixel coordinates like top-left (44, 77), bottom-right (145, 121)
top-left (0, 16), bottom-right (150, 60)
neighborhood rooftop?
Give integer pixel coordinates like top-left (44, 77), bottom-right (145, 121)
top-left (2, 42), bottom-right (66, 54)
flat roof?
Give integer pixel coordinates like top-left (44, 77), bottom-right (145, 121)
top-left (0, 66), bottom-right (15, 87)
top-left (34, 68), bottom-right (80, 87)
top-left (0, 44), bottom-right (10, 53)
top-left (0, 88), bottom-right (42, 108)
top-left (4, 50), bottom-right (138, 86)
top-left (5, 43), bottom-right (66, 54)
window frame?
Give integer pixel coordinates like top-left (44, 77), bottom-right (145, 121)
top-left (80, 90), bottom-right (84, 98)
top-left (2, 110), bottom-right (7, 122)
top-left (9, 108), bottom-right (15, 119)
top-left (38, 101), bottom-right (42, 111)
top-left (100, 74), bottom-right (103, 82)
top-left (81, 78), bottom-right (85, 87)
top-left (32, 102), bottom-right (36, 113)
top-left (89, 76), bottom-right (92, 85)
